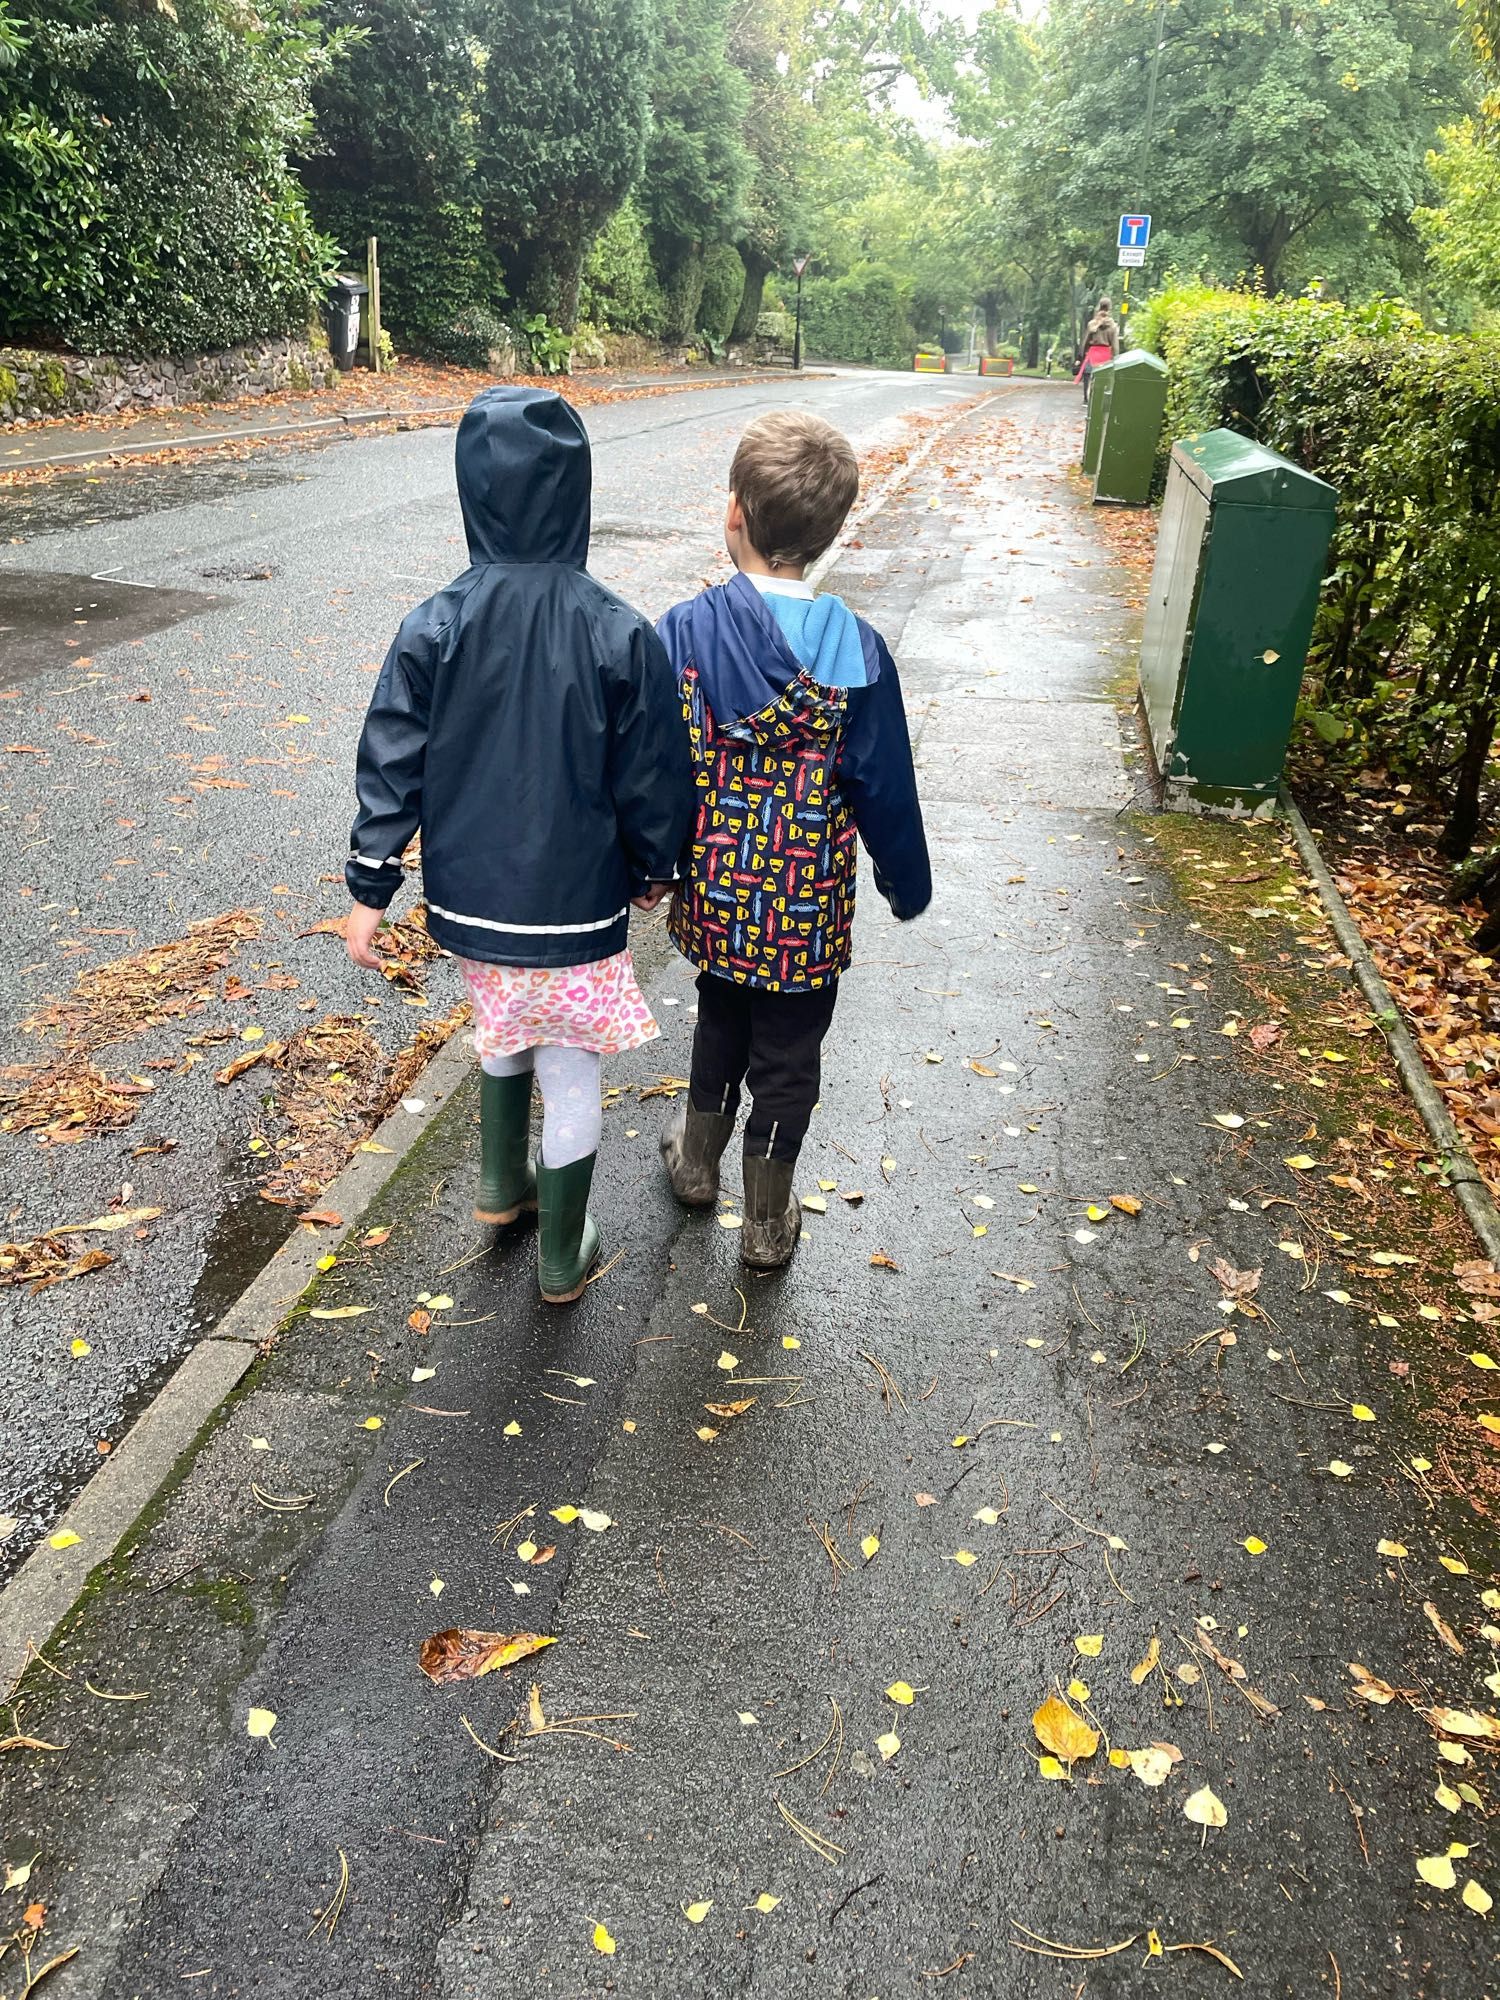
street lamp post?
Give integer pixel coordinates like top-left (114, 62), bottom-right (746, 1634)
top-left (792, 255), bottom-right (810, 370)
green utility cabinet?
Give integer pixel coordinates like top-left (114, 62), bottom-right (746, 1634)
top-left (1081, 361), bottom-right (1113, 476)
top-left (1139, 429), bottom-right (1336, 816)
top-left (1093, 349), bottom-right (1169, 506)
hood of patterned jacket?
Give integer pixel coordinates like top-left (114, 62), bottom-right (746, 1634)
top-left (658, 571), bottom-right (932, 921)
top-left (346, 387), bottom-right (693, 966)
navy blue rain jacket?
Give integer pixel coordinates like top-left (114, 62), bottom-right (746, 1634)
top-left (346, 388), bottom-right (693, 967)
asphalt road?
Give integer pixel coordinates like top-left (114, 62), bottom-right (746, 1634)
top-left (4, 387), bottom-right (1496, 1998)
top-left (0, 367), bottom-right (969, 1572)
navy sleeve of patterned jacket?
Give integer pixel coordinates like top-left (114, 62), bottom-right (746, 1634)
top-left (346, 608), bottom-right (439, 911)
top-left (838, 635), bottom-right (932, 921)
top-left (605, 617), bottom-right (695, 888)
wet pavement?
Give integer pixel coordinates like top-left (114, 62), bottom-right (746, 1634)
top-left (0, 366), bottom-right (971, 1572)
top-left (3, 387), bottom-right (1498, 1999)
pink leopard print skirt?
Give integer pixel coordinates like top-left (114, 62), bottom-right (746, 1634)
top-left (458, 950), bottom-right (659, 1061)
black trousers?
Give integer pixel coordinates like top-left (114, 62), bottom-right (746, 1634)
top-left (689, 970), bottom-right (839, 1163)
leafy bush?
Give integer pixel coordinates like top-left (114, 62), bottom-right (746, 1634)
top-left (425, 303), bottom-right (515, 371)
top-left (800, 266), bottom-right (915, 368)
top-left (0, 0), bottom-right (338, 356)
top-left (698, 243), bottom-right (745, 344)
top-left (313, 193), bottom-right (501, 359)
top-left (1141, 284), bottom-right (1500, 856)
top-left (579, 198), bottom-right (663, 335)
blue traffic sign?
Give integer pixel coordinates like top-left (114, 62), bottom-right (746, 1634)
top-left (1118, 213), bottom-right (1152, 251)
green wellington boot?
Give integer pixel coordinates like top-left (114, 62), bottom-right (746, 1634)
top-left (536, 1153), bottom-right (602, 1304)
top-left (474, 1070), bottom-right (537, 1226)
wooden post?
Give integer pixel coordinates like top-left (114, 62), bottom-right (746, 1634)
top-left (366, 235), bottom-right (382, 373)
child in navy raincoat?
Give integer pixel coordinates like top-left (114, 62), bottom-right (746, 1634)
top-left (345, 387), bottom-right (692, 1302)
top-left (656, 408), bottom-right (931, 1268)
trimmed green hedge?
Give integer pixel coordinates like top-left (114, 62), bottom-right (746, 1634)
top-left (1139, 287), bottom-right (1500, 857)
top-left (801, 266), bottom-right (915, 370)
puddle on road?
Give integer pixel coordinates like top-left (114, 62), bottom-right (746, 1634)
top-left (0, 450), bottom-right (322, 539)
top-left (0, 568), bottom-right (222, 689)
top-left (186, 1157), bottom-right (299, 1340)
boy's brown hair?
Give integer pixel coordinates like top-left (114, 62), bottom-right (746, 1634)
top-left (730, 409), bottom-right (859, 570)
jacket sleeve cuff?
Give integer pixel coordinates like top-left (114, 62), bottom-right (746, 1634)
top-left (346, 857), bottom-right (402, 910)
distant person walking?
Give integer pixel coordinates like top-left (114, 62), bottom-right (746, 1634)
top-left (1075, 296), bottom-right (1120, 402)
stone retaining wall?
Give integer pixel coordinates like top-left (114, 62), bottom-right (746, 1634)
top-left (0, 335), bottom-right (336, 425)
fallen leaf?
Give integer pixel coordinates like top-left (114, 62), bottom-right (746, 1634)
top-left (1417, 1853), bottom-right (1457, 1891)
top-left (1109, 1194), bottom-right (1143, 1215)
top-left (418, 1629), bottom-right (557, 1685)
top-left (1351, 1403), bottom-right (1375, 1422)
top-left (861, 1534), bottom-right (880, 1561)
top-left (1242, 1536), bottom-right (1267, 1556)
top-left (593, 1921), bottom-right (616, 1955)
top-left (704, 1398), bottom-right (756, 1419)
top-left (48, 1531), bottom-right (80, 1551)
top-left (1032, 1693), bottom-right (1099, 1764)
top-left (1127, 1742), bottom-right (1182, 1788)
top-left (298, 1208), bottom-right (344, 1228)
top-left (682, 1900), bottom-right (712, 1923)
top-left (1462, 1878), bottom-right (1493, 1915)
top-left (886, 1681), bottom-right (916, 1706)
top-left (1424, 1602), bottom-right (1465, 1656)
top-left (877, 1730), bottom-right (900, 1762)
top-left (716, 1350), bottom-right (739, 1371)
top-left (753, 1892), bottom-right (781, 1914)
top-left (1183, 1784), bottom-right (1227, 1829)
top-left (309, 1305), bottom-right (371, 1320)
top-left (55, 1206), bottom-right (162, 1234)
top-left (1074, 1634), bottom-right (1104, 1658)
top-left (246, 1706), bottom-right (277, 1740)
top-left (1130, 1637), bottom-right (1161, 1686)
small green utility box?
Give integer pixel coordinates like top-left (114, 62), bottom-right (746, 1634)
top-left (1139, 429), bottom-right (1336, 816)
top-left (1081, 361), bottom-right (1113, 475)
top-left (1093, 349), bottom-right (1168, 506)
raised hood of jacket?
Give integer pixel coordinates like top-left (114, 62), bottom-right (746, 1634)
top-left (455, 385), bottom-right (591, 567)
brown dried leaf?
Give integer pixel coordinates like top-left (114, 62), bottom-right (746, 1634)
top-left (418, 1629), bottom-right (557, 1685)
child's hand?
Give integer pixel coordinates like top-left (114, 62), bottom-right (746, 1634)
top-left (345, 902), bottom-right (387, 969)
top-left (631, 882), bottom-right (673, 913)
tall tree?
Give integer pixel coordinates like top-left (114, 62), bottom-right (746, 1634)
top-left (640, 0), bottom-right (750, 343)
top-left (478, 0), bottom-right (653, 328)
top-left (303, 0), bottom-right (491, 354)
top-left (1021, 0), bottom-right (1466, 295)
top-left (727, 0), bottom-right (810, 342)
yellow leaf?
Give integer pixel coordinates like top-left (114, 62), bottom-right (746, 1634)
top-left (411, 1366), bottom-right (435, 1383)
top-left (426, 1295), bottom-right (454, 1312)
top-left (973, 1506), bottom-right (1000, 1526)
top-left (241, 1025), bottom-right (265, 1042)
top-left (1351, 1404), bottom-right (1375, 1422)
top-left (877, 1730), bottom-right (901, 1762)
top-left (754, 1893), bottom-right (781, 1914)
top-left (717, 1351), bottom-right (739, 1371)
top-left (1436, 1782), bottom-right (1463, 1812)
top-left (1128, 1743), bottom-right (1182, 1788)
top-left (503, 1420), bottom-right (521, 1437)
top-left (717, 1213), bottom-right (743, 1231)
top-left (1322, 1049), bottom-right (1348, 1062)
top-left (70, 1338), bottom-right (90, 1357)
top-left (800, 1195), bottom-right (827, 1214)
top-left (1284, 1155), bottom-right (1318, 1171)
top-left (1109, 1194), bottom-right (1143, 1215)
top-left (48, 1530), bottom-right (80, 1551)
top-left (1470, 1353), bottom-right (1498, 1371)
top-left (1213, 1113), bottom-right (1245, 1129)
top-left (861, 1534), bottom-right (880, 1561)
top-left (1417, 1854), bottom-right (1457, 1891)
top-left (1480, 1414), bottom-right (1500, 1435)
top-left (1037, 1754), bottom-right (1069, 1781)
top-left (1462, 1878), bottom-right (1493, 1915)
top-left (358, 1140), bottom-right (394, 1154)
top-left (1074, 1634), bottom-right (1103, 1658)
top-left (361, 1416), bottom-right (382, 1431)
top-left (1018, 1181), bottom-right (1038, 1194)
top-left (430, 1577), bottom-right (444, 1597)
top-left (1108, 1746), bottom-right (1129, 1768)
top-left (1086, 1204), bottom-right (1108, 1223)
top-left (246, 1707), bottom-right (277, 1740)
top-left (1032, 1693), bottom-right (1099, 1764)
top-left (972, 1223), bottom-right (988, 1238)
top-left (1328, 1460), bottom-right (1353, 1478)
top-left (592, 1922), bottom-right (616, 1955)
top-left (1243, 1536), bottom-right (1267, 1556)
top-left (310, 1305), bottom-right (371, 1320)
top-left (818, 1178), bottom-right (837, 1192)
top-left (951, 1549), bottom-right (978, 1568)
top-left (682, 1900), bottom-right (712, 1924)
top-left (551, 1506), bottom-right (580, 1524)
top-left (886, 1681), bottom-right (916, 1706)
top-left (1278, 1241), bottom-right (1306, 1260)
top-left (315, 1254), bottom-right (336, 1273)
top-left (782, 1335), bottom-right (801, 1350)
top-left (1183, 1784), bottom-right (1227, 1828)
top-left (1440, 1556), bottom-right (1470, 1576)
top-left (1131, 1637), bottom-right (1160, 1686)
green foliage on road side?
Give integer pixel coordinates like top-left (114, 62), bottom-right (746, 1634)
top-left (579, 198), bottom-right (665, 338)
top-left (304, 0), bottom-right (504, 358)
top-left (0, 0), bottom-right (340, 356)
top-left (479, 0), bottom-right (653, 331)
top-left (802, 266), bottom-right (918, 368)
top-left (1141, 283), bottom-right (1500, 858)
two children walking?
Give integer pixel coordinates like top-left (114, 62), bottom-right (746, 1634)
top-left (346, 386), bottom-right (929, 1299)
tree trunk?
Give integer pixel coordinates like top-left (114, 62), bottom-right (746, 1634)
top-left (983, 300), bottom-right (1001, 356)
top-left (730, 252), bottom-right (771, 343)
top-left (1025, 320), bottom-right (1040, 369)
top-left (1441, 687), bottom-right (1498, 860)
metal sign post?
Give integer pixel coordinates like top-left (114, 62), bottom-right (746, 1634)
top-left (1116, 213), bottom-right (1151, 319)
